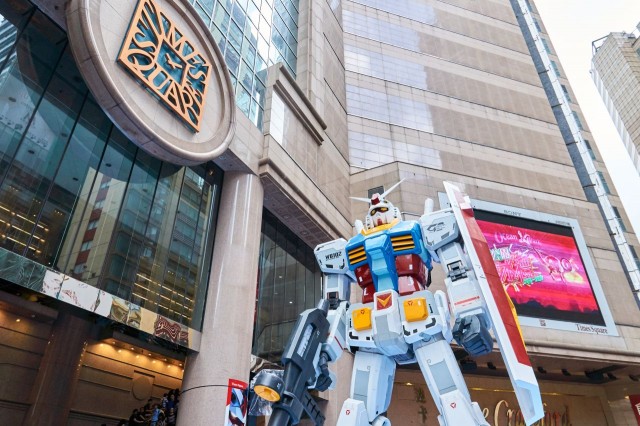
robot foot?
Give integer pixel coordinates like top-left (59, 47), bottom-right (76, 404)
top-left (336, 400), bottom-right (392, 426)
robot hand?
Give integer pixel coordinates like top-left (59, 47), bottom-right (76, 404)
top-left (314, 352), bottom-right (333, 391)
top-left (452, 315), bottom-right (493, 357)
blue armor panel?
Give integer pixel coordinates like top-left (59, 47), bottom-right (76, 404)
top-left (345, 221), bottom-right (432, 293)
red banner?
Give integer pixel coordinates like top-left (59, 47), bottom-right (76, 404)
top-left (629, 395), bottom-right (640, 425)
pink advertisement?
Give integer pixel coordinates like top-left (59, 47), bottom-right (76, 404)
top-left (475, 218), bottom-right (605, 326)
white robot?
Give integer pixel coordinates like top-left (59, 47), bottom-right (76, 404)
top-left (254, 182), bottom-right (543, 426)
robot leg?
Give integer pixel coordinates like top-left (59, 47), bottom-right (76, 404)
top-left (414, 336), bottom-right (488, 426)
top-left (337, 351), bottom-right (395, 426)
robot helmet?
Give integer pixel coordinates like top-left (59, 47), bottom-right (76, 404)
top-left (352, 180), bottom-right (404, 230)
top-left (366, 193), bottom-right (400, 229)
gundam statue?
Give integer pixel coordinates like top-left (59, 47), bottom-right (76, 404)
top-left (254, 182), bottom-right (543, 426)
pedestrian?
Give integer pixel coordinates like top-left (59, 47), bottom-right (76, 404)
top-left (166, 407), bottom-right (176, 426)
top-left (150, 404), bottom-right (162, 426)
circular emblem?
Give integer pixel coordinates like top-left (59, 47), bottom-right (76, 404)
top-left (66, 0), bottom-right (235, 165)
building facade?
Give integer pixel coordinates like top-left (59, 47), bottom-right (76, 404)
top-left (592, 23), bottom-right (640, 177)
top-left (0, 0), bottom-right (639, 425)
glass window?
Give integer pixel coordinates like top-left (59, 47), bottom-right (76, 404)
top-left (561, 84), bottom-right (572, 103)
top-left (533, 18), bottom-right (542, 33)
top-left (597, 171), bottom-right (611, 194)
top-left (190, 0), bottom-right (300, 129)
top-left (572, 111), bottom-right (584, 130)
top-left (612, 207), bottom-right (627, 233)
top-left (630, 246), bottom-right (640, 269)
top-left (0, 9), bottom-right (224, 330)
top-left (252, 209), bottom-right (321, 363)
top-left (550, 60), bottom-right (560, 77)
top-left (583, 139), bottom-right (596, 160)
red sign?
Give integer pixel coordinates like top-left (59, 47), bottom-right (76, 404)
top-left (630, 395), bottom-right (640, 425)
top-left (225, 379), bottom-right (248, 426)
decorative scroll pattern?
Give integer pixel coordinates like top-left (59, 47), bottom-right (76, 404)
top-left (154, 315), bottom-right (189, 346)
top-left (118, 0), bottom-right (211, 131)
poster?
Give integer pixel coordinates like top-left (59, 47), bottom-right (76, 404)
top-left (225, 379), bottom-right (248, 426)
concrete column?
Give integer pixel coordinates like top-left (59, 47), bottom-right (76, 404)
top-left (22, 310), bottom-right (92, 426)
top-left (178, 172), bottom-right (264, 424)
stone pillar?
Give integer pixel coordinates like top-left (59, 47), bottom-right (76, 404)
top-left (22, 310), bottom-right (92, 426)
top-left (178, 172), bottom-right (264, 424)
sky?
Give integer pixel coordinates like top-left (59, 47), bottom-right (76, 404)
top-left (534, 0), bottom-right (640, 237)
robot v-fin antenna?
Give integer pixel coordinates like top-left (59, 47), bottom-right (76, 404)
top-left (380, 178), bottom-right (405, 199)
top-left (350, 197), bottom-right (371, 204)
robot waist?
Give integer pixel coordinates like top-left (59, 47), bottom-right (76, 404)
top-left (347, 290), bottom-right (446, 352)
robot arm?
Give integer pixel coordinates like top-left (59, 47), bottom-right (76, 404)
top-left (419, 203), bottom-right (493, 357)
top-left (311, 238), bottom-right (354, 387)
top-left (315, 238), bottom-right (355, 308)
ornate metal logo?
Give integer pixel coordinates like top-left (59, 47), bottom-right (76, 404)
top-left (118, 0), bottom-right (211, 132)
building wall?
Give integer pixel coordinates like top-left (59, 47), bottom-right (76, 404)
top-left (592, 30), bottom-right (640, 176)
top-left (342, 0), bottom-right (640, 416)
top-left (0, 304), bottom-right (183, 425)
top-left (2, 0), bottom-right (640, 424)
top-left (69, 342), bottom-right (183, 425)
top-left (0, 307), bottom-right (49, 424)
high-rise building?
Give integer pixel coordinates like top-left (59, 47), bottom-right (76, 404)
top-left (0, 0), bottom-right (639, 425)
top-left (592, 23), bottom-right (640, 176)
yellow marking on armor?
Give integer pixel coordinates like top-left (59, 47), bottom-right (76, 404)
top-left (403, 297), bottom-right (429, 322)
top-left (352, 307), bottom-right (373, 331)
top-left (391, 234), bottom-right (415, 251)
top-left (360, 218), bottom-right (401, 236)
top-left (348, 246), bottom-right (366, 264)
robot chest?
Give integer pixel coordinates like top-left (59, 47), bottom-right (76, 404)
top-left (347, 233), bottom-right (425, 293)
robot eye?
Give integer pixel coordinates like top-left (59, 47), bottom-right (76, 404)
top-left (372, 207), bottom-right (389, 215)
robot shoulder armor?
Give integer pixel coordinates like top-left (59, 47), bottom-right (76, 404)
top-left (315, 238), bottom-right (351, 274)
top-left (419, 210), bottom-right (459, 250)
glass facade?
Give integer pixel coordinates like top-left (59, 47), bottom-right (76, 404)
top-left (0, 9), bottom-right (223, 330)
top-left (252, 209), bottom-right (321, 362)
top-left (190, 0), bottom-right (300, 129)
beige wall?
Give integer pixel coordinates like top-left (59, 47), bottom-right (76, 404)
top-left (0, 309), bottom-right (49, 424)
top-left (389, 370), bottom-right (614, 425)
top-left (341, 2), bottom-right (640, 418)
top-left (0, 307), bottom-right (182, 425)
top-left (70, 342), bottom-right (183, 424)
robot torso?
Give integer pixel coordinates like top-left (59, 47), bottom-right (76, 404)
top-left (345, 220), bottom-right (432, 303)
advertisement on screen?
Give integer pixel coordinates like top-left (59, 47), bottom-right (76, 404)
top-left (476, 212), bottom-right (604, 326)
top-left (438, 193), bottom-right (617, 336)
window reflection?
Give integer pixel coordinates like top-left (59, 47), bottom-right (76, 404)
top-left (0, 9), bottom-right (223, 330)
top-left (252, 210), bottom-right (321, 362)
top-left (191, 0), bottom-right (300, 129)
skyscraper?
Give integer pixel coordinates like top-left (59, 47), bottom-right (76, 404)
top-left (0, 0), bottom-right (639, 425)
top-left (592, 23), bottom-right (640, 176)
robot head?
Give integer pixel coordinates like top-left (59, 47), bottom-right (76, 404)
top-left (365, 193), bottom-right (400, 229)
top-left (352, 180), bottom-right (404, 231)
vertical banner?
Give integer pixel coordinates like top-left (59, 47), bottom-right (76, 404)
top-left (629, 395), bottom-right (640, 425)
top-left (225, 379), bottom-right (248, 426)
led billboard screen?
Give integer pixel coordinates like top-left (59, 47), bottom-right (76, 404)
top-left (474, 210), bottom-right (605, 326)
top-left (437, 192), bottom-right (616, 335)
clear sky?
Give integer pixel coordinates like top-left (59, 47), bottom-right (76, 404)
top-left (534, 0), bottom-right (640, 237)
